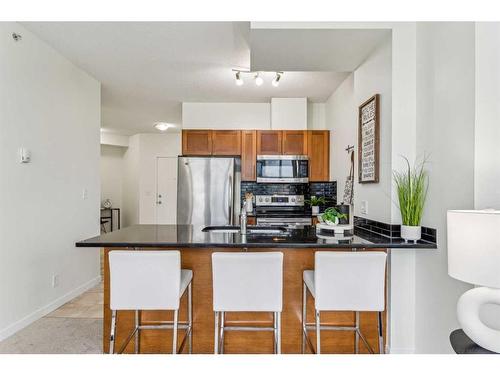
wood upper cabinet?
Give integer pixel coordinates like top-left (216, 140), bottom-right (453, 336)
top-left (282, 130), bottom-right (308, 155)
top-left (256, 130), bottom-right (282, 155)
top-left (307, 130), bottom-right (330, 182)
top-left (182, 130), bottom-right (212, 155)
top-left (212, 130), bottom-right (241, 155)
top-left (241, 130), bottom-right (257, 181)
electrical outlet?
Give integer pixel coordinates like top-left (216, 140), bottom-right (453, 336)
top-left (82, 188), bottom-right (88, 200)
top-left (360, 200), bottom-right (368, 215)
top-left (52, 274), bottom-right (60, 288)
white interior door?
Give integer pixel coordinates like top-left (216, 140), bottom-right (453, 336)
top-left (156, 157), bottom-right (178, 224)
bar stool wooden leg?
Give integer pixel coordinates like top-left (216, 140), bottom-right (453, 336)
top-left (109, 310), bottom-right (117, 354)
top-left (315, 310), bottom-right (321, 354)
top-left (214, 311), bottom-right (219, 354)
top-left (377, 312), bottom-right (384, 354)
top-left (172, 310), bottom-right (178, 354)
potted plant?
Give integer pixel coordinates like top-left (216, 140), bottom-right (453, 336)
top-left (393, 157), bottom-right (428, 243)
top-left (320, 207), bottom-right (348, 226)
top-left (305, 195), bottom-right (327, 215)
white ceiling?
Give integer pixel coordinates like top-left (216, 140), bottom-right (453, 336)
top-left (251, 28), bottom-right (391, 71)
top-left (22, 22), bottom-right (387, 135)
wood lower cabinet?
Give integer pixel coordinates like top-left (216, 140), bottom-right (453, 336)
top-left (282, 130), bottom-right (307, 155)
top-left (182, 130), bottom-right (212, 155)
top-left (307, 130), bottom-right (330, 182)
top-left (241, 130), bottom-right (257, 181)
top-left (256, 130), bottom-right (282, 155)
top-left (212, 130), bottom-right (241, 155)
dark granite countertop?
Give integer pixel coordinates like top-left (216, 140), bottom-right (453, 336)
top-left (75, 224), bottom-right (437, 249)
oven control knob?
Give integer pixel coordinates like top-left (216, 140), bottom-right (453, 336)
top-left (291, 198), bottom-right (296, 202)
top-left (265, 197), bottom-right (270, 202)
top-left (258, 197), bottom-right (263, 202)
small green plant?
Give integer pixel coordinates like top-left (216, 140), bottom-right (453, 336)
top-left (393, 156), bottom-right (428, 226)
top-left (305, 196), bottom-right (327, 206)
top-left (321, 207), bottom-right (347, 223)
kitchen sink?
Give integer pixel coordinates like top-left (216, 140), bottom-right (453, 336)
top-left (202, 225), bottom-right (287, 234)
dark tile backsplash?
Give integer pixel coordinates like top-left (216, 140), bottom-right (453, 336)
top-left (241, 182), bottom-right (337, 206)
top-left (354, 216), bottom-right (437, 244)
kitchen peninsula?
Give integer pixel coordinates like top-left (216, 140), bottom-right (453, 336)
top-left (76, 224), bottom-right (436, 354)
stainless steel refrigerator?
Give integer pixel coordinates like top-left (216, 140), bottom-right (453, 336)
top-left (177, 156), bottom-right (241, 226)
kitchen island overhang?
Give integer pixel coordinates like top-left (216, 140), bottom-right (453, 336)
top-left (76, 224), bottom-right (436, 354)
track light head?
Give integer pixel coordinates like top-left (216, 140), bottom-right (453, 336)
top-left (272, 72), bottom-right (282, 87)
top-left (235, 71), bottom-right (244, 86)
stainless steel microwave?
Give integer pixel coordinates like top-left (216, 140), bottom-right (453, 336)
top-left (256, 155), bottom-right (309, 183)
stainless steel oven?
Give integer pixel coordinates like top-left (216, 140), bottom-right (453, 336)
top-left (256, 155), bottom-right (309, 183)
top-left (255, 194), bottom-right (312, 229)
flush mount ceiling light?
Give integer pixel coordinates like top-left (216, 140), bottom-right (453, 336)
top-left (154, 122), bottom-right (174, 131)
top-left (272, 72), bottom-right (282, 87)
top-left (232, 69), bottom-right (283, 87)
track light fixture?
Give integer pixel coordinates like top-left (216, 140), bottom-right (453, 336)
top-left (235, 71), bottom-right (244, 86)
top-left (232, 69), bottom-right (283, 87)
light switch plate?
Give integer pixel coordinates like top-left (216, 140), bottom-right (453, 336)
top-left (360, 200), bottom-right (368, 215)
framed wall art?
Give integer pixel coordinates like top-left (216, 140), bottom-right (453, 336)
top-left (358, 94), bottom-right (380, 183)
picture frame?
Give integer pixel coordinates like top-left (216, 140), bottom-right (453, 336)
top-left (358, 94), bottom-right (380, 184)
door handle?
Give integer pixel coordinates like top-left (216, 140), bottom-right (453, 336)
top-left (157, 201), bottom-right (162, 205)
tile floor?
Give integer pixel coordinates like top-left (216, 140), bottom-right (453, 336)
top-left (0, 282), bottom-right (103, 354)
top-left (47, 283), bottom-right (103, 319)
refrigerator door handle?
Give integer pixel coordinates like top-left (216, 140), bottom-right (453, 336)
top-left (228, 174), bottom-right (233, 225)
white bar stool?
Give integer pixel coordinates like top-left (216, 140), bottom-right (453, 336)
top-left (211, 252), bottom-right (283, 354)
top-left (108, 250), bottom-right (193, 354)
top-left (302, 251), bottom-right (387, 354)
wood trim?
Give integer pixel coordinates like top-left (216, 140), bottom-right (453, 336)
top-left (358, 94), bottom-right (380, 183)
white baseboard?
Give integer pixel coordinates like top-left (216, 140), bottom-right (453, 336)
top-left (0, 275), bottom-right (101, 342)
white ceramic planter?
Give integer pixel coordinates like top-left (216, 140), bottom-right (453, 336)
top-left (312, 206), bottom-right (320, 215)
top-left (246, 198), bottom-right (253, 213)
top-left (401, 225), bottom-right (421, 243)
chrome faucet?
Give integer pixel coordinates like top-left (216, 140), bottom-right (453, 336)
top-left (240, 200), bottom-right (248, 235)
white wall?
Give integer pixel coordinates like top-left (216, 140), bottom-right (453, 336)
top-left (100, 145), bottom-right (125, 210)
top-left (182, 102), bottom-right (270, 129)
top-left (307, 102), bottom-right (326, 130)
top-left (122, 135), bottom-right (140, 228)
top-left (325, 35), bottom-right (392, 222)
top-left (100, 132), bottom-right (129, 147)
top-left (475, 23), bottom-right (500, 210)
top-left (122, 133), bottom-right (181, 227)
top-left (271, 98), bottom-right (307, 130)
top-left (413, 22), bottom-right (476, 354)
top-left (0, 23), bottom-right (101, 340)
top-left (473, 21), bottom-right (500, 334)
